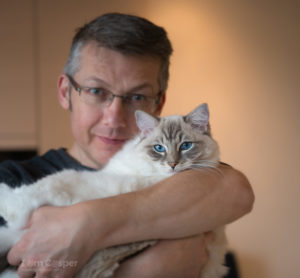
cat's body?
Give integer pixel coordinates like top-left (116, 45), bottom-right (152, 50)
top-left (0, 104), bottom-right (227, 278)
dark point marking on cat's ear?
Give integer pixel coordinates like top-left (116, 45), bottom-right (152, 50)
top-left (184, 103), bottom-right (210, 134)
top-left (135, 110), bottom-right (160, 135)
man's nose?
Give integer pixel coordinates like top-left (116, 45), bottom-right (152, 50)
top-left (102, 97), bottom-right (127, 128)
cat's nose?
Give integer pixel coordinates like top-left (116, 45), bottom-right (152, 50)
top-left (168, 162), bottom-right (177, 169)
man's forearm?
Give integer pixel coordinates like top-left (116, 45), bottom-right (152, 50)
top-left (113, 235), bottom-right (207, 278)
top-left (81, 164), bottom-right (254, 250)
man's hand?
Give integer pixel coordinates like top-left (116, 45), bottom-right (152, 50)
top-left (7, 205), bottom-right (96, 278)
top-left (7, 205), bottom-right (210, 278)
top-left (113, 234), bottom-right (211, 278)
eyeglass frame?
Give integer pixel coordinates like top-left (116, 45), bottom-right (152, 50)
top-left (66, 74), bottom-right (163, 111)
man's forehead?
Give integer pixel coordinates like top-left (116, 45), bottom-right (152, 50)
top-left (76, 44), bottom-right (161, 91)
top-left (80, 42), bottom-right (161, 67)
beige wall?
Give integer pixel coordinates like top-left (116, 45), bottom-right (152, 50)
top-left (1, 0), bottom-right (299, 277)
top-left (0, 0), bottom-right (37, 148)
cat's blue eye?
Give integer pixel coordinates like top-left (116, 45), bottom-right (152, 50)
top-left (154, 144), bottom-right (166, 153)
top-left (180, 142), bottom-right (193, 151)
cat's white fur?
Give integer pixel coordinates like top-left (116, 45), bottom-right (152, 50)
top-left (0, 104), bottom-right (227, 278)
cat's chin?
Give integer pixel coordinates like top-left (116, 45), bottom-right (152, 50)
top-left (168, 168), bottom-right (179, 174)
top-left (173, 166), bottom-right (191, 173)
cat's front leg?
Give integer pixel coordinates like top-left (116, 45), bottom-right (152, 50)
top-left (0, 184), bottom-right (30, 229)
top-left (0, 182), bottom-right (47, 255)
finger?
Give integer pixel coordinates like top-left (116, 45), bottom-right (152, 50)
top-left (18, 260), bottom-right (36, 278)
top-left (7, 245), bottom-right (23, 267)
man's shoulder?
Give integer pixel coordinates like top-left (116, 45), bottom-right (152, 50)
top-left (0, 148), bottom-right (88, 188)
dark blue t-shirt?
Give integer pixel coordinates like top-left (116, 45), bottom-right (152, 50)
top-left (0, 148), bottom-right (93, 226)
top-left (0, 148), bottom-right (92, 188)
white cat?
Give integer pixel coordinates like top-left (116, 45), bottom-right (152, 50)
top-left (0, 103), bottom-right (227, 278)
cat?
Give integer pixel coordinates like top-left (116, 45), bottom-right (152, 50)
top-left (0, 103), bottom-right (227, 278)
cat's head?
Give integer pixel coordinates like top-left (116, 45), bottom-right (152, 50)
top-left (135, 103), bottom-right (219, 173)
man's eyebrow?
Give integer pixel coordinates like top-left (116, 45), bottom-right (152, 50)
top-left (127, 83), bottom-right (154, 94)
top-left (82, 78), bottom-right (154, 94)
top-left (83, 76), bottom-right (110, 87)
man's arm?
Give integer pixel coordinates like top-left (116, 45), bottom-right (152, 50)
top-left (7, 164), bottom-right (254, 277)
top-left (113, 234), bottom-right (210, 278)
top-left (84, 164), bottom-right (253, 247)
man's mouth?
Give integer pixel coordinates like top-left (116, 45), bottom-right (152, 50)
top-left (96, 136), bottom-right (127, 146)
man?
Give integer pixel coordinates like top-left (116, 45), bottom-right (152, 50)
top-left (1, 13), bottom-right (254, 277)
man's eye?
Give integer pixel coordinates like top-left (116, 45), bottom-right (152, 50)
top-left (131, 94), bottom-right (147, 101)
top-left (87, 88), bottom-right (103, 95)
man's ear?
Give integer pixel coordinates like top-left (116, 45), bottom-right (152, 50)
top-left (57, 74), bottom-right (71, 110)
top-left (154, 91), bottom-right (166, 116)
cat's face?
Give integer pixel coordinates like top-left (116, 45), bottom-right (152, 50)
top-left (135, 104), bottom-right (219, 173)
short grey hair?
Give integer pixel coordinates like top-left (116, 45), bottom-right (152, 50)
top-left (63, 13), bottom-right (173, 92)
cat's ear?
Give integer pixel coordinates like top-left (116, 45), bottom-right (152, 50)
top-left (185, 103), bottom-right (210, 133)
top-left (135, 110), bottom-right (159, 135)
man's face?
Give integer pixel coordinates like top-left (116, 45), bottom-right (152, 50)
top-left (58, 42), bottom-right (164, 169)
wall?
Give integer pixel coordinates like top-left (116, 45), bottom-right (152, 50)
top-left (0, 0), bottom-right (37, 149)
top-left (1, 1), bottom-right (299, 277)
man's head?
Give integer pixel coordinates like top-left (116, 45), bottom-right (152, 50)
top-left (63, 12), bottom-right (173, 92)
top-left (58, 13), bottom-right (173, 168)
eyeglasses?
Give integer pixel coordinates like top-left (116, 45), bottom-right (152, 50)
top-left (67, 75), bottom-right (162, 113)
